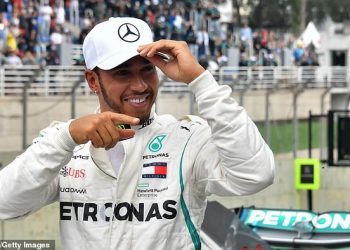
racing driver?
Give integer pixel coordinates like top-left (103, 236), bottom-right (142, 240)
top-left (0, 17), bottom-right (275, 249)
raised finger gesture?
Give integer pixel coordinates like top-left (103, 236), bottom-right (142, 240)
top-left (69, 112), bottom-right (140, 149)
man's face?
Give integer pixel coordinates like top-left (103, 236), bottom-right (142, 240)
top-left (95, 56), bottom-right (159, 123)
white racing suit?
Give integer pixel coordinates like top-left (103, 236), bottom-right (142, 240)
top-left (0, 71), bottom-right (274, 249)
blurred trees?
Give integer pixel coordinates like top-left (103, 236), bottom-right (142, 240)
top-left (306, 0), bottom-right (350, 23)
top-left (232, 0), bottom-right (350, 34)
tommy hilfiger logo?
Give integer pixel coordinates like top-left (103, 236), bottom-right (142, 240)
top-left (148, 135), bottom-right (166, 152)
top-left (142, 162), bottom-right (167, 179)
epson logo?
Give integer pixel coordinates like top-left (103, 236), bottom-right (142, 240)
top-left (60, 200), bottom-right (177, 222)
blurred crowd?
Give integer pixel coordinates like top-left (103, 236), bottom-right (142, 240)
top-left (0, 0), bottom-right (318, 68)
top-left (238, 23), bottom-right (320, 68)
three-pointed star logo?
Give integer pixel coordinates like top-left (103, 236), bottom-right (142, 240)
top-left (118, 23), bottom-right (140, 42)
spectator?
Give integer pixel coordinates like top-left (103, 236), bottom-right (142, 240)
top-left (207, 56), bottom-right (219, 72)
top-left (184, 23), bottom-right (198, 59)
top-left (196, 26), bottom-right (209, 58)
top-left (3, 46), bottom-right (22, 65)
top-left (0, 12), bottom-right (9, 50)
top-left (69, 0), bottom-right (79, 27)
top-left (37, 0), bottom-right (52, 44)
top-left (6, 25), bottom-right (18, 52)
top-left (54, 0), bottom-right (65, 26)
top-left (240, 22), bottom-right (252, 41)
top-left (194, 1), bottom-right (206, 30)
top-left (293, 40), bottom-right (304, 66)
top-left (0, 0), bottom-right (307, 68)
top-left (22, 50), bottom-right (37, 65)
top-left (85, 0), bottom-right (103, 22)
top-left (153, 16), bottom-right (168, 41)
top-left (206, 2), bottom-right (221, 39)
top-left (45, 45), bottom-right (59, 65)
top-left (0, 0), bottom-right (10, 22)
top-left (50, 25), bottom-right (63, 45)
top-left (216, 49), bottom-right (228, 67)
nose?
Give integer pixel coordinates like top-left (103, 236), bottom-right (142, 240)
top-left (129, 75), bottom-right (148, 92)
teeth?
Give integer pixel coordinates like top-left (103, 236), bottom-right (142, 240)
top-left (128, 97), bottom-right (146, 103)
top-left (125, 94), bottom-right (149, 104)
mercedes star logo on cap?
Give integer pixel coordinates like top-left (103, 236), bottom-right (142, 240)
top-left (118, 23), bottom-right (140, 42)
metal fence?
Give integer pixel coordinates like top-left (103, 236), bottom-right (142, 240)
top-left (0, 65), bottom-right (348, 96)
top-left (0, 65), bottom-right (88, 96)
top-left (218, 66), bottom-right (349, 90)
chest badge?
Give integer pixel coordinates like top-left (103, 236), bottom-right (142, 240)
top-left (142, 162), bottom-right (167, 179)
top-left (148, 135), bottom-right (166, 152)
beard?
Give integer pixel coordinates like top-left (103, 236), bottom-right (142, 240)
top-left (99, 77), bottom-right (121, 113)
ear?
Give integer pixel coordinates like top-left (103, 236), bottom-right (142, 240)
top-left (85, 70), bottom-right (100, 93)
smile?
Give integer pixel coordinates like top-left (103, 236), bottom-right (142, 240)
top-left (124, 94), bottom-right (150, 105)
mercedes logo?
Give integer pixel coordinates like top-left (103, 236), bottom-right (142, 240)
top-left (118, 23), bottom-right (140, 43)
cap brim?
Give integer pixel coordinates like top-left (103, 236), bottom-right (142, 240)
top-left (97, 50), bottom-right (139, 70)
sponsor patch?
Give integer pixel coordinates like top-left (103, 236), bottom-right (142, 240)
top-left (140, 117), bottom-right (154, 129)
top-left (60, 200), bottom-right (177, 222)
top-left (137, 183), bottom-right (150, 188)
top-left (60, 166), bottom-right (86, 178)
top-left (148, 135), bottom-right (166, 152)
top-left (60, 187), bottom-right (87, 194)
top-left (142, 162), bottom-right (167, 179)
top-left (137, 186), bottom-right (168, 198)
top-left (142, 153), bottom-right (169, 159)
top-left (72, 155), bottom-right (89, 160)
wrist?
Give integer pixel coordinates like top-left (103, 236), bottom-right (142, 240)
top-left (56, 120), bottom-right (79, 151)
top-left (185, 66), bottom-right (205, 84)
top-left (189, 70), bottom-right (219, 98)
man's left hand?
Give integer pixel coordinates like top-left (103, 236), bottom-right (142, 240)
top-left (137, 40), bottom-right (205, 84)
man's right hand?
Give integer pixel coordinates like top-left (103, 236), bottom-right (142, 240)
top-left (69, 112), bottom-right (140, 149)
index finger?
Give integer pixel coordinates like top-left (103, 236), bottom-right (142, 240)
top-left (105, 112), bottom-right (140, 126)
top-left (138, 40), bottom-right (180, 57)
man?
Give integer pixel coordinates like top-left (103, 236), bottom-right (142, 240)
top-left (0, 17), bottom-right (274, 249)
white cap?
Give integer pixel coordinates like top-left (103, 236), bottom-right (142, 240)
top-left (83, 17), bottom-right (153, 70)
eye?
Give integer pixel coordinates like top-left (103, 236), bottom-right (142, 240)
top-left (114, 69), bottom-right (130, 76)
top-left (143, 65), bottom-right (155, 73)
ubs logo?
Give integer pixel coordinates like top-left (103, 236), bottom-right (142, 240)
top-left (60, 166), bottom-right (86, 178)
top-left (118, 23), bottom-right (140, 42)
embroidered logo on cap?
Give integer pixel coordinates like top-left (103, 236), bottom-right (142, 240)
top-left (118, 23), bottom-right (140, 42)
